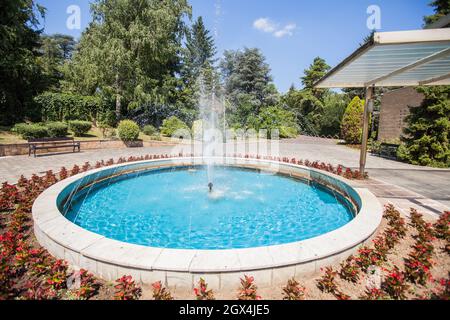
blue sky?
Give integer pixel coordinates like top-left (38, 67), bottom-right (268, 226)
top-left (37, 0), bottom-right (433, 92)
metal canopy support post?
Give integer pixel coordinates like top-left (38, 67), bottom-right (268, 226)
top-left (359, 86), bottom-right (375, 176)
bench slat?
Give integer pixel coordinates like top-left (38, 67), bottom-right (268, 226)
top-left (27, 137), bottom-right (81, 157)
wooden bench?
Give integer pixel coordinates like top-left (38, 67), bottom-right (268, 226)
top-left (28, 138), bottom-right (81, 157)
top-left (372, 143), bottom-right (400, 160)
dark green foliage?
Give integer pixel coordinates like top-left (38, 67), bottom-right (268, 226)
top-left (300, 57), bottom-right (330, 99)
top-left (249, 106), bottom-right (299, 139)
top-left (12, 123), bottom-right (48, 140)
top-left (142, 125), bottom-right (158, 136)
top-left (220, 48), bottom-right (279, 127)
top-left (183, 17), bottom-right (217, 82)
top-left (38, 34), bottom-right (76, 90)
top-left (68, 120), bottom-right (92, 137)
top-left (423, 0), bottom-right (450, 26)
top-left (45, 122), bottom-right (68, 138)
top-left (398, 86), bottom-right (450, 167)
top-left (160, 116), bottom-right (189, 137)
top-left (0, 0), bottom-right (47, 125)
top-left (35, 92), bottom-right (105, 122)
top-left (319, 93), bottom-right (349, 137)
top-left (341, 97), bottom-right (365, 144)
top-left (117, 120), bottom-right (140, 141)
top-left (282, 88), bottom-right (323, 136)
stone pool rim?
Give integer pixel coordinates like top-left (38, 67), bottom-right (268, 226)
top-left (32, 157), bottom-right (382, 287)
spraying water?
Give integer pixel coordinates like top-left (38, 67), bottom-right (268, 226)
top-left (198, 78), bottom-right (220, 190)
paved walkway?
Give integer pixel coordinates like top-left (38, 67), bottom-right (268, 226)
top-left (1, 137), bottom-right (448, 216)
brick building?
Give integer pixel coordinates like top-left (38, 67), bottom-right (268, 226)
top-left (377, 87), bottom-right (425, 141)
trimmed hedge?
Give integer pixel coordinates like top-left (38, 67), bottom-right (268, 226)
top-left (142, 125), bottom-right (158, 136)
top-left (68, 120), bottom-right (92, 137)
top-left (118, 120), bottom-right (140, 141)
top-left (160, 116), bottom-right (189, 137)
top-left (12, 123), bottom-right (48, 140)
top-left (46, 122), bottom-right (69, 138)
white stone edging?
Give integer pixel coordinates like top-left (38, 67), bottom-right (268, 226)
top-left (32, 157), bottom-right (383, 289)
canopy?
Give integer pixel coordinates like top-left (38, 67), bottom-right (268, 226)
top-left (315, 29), bottom-right (450, 89)
top-left (314, 28), bottom-right (450, 176)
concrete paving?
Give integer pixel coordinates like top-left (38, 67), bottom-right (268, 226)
top-left (0, 137), bottom-right (448, 214)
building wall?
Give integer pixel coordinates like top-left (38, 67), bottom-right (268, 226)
top-left (378, 87), bottom-right (424, 141)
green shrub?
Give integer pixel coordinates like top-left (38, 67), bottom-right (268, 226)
top-left (142, 125), bottom-right (158, 137)
top-left (12, 123), bottom-right (48, 140)
top-left (341, 96), bottom-right (365, 144)
top-left (252, 106), bottom-right (299, 139)
top-left (118, 120), bottom-right (140, 141)
top-left (35, 92), bottom-right (104, 122)
top-left (98, 110), bottom-right (117, 128)
top-left (46, 122), bottom-right (69, 138)
top-left (69, 120), bottom-right (92, 137)
top-left (160, 116), bottom-right (189, 137)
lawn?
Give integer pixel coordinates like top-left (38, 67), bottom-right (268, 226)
top-left (0, 126), bottom-right (164, 145)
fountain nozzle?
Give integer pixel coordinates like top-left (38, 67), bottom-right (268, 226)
top-left (208, 182), bottom-right (213, 193)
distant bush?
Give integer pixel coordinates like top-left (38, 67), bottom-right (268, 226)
top-left (12, 123), bottom-right (48, 140)
top-left (46, 122), bottom-right (69, 138)
top-left (341, 97), bottom-right (365, 144)
top-left (160, 116), bottom-right (189, 137)
top-left (142, 125), bottom-right (158, 137)
top-left (118, 120), bottom-right (140, 141)
top-left (251, 106), bottom-right (299, 139)
top-left (69, 120), bottom-right (92, 137)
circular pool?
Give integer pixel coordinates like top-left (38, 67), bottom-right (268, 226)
top-left (64, 166), bottom-right (354, 250)
top-left (33, 157), bottom-right (382, 289)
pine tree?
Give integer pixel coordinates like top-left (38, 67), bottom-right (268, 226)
top-left (300, 57), bottom-right (330, 99)
top-left (398, 86), bottom-right (450, 167)
top-left (184, 17), bottom-right (216, 80)
top-left (220, 48), bottom-right (279, 126)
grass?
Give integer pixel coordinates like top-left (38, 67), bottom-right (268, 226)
top-left (0, 126), bottom-right (164, 145)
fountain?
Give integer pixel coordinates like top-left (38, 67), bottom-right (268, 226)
top-left (198, 77), bottom-right (223, 191)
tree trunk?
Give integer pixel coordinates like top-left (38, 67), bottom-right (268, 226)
top-left (115, 73), bottom-right (121, 121)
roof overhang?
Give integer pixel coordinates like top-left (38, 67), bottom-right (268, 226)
top-left (314, 29), bottom-right (450, 88)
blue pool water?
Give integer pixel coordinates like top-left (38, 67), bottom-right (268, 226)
top-left (64, 166), bottom-right (354, 250)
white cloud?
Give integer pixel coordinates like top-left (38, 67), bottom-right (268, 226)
top-left (274, 23), bottom-right (297, 38)
top-left (253, 18), bottom-right (277, 33)
top-left (253, 18), bottom-right (296, 38)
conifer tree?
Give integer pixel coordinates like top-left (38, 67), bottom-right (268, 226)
top-left (398, 86), bottom-right (450, 167)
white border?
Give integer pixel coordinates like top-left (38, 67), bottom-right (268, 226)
top-left (33, 158), bottom-right (382, 289)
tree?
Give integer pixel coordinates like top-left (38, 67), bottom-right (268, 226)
top-left (0, 0), bottom-right (46, 125)
top-left (398, 86), bottom-right (450, 167)
top-left (424, 0), bottom-right (450, 26)
top-left (248, 106), bottom-right (299, 138)
top-left (183, 17), bottom-right (216, 81)
top-left (182, 16), bottom-right (220, 109)
top-left (300, 57), bottom-right (330, 99)
top-left (220, 48), bottom-right (279, 126)
top-left (63, 0), bottom-right (192, 120)
top-left (341, 96), bottom-right (365, 144)
top-left (319, 92), bottom-right (349, 137)
top-left (38, 34), bottom-right (76, 90)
